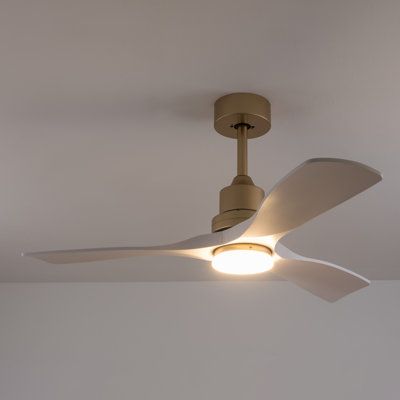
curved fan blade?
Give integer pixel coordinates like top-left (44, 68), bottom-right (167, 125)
top-left (25, 247), bottom-right (184, 264)
top-left (243, 158), bottom-right (382, 238)
top-left (23, 223), bottom-right (255, 265)
top-left (273, 243), bottom-right (370, 302)
top-left (23, 231), bottom-right (229, 264)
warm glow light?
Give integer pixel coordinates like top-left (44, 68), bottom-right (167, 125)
top-left (212, 244), bottom-right (273, 275)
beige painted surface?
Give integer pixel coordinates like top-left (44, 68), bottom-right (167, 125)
top-left (1, 282), bottom-right (399, 399)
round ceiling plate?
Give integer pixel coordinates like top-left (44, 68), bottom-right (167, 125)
top-left (214, 93), bottom-right (271, 139)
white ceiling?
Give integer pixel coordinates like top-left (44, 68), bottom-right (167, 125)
top-left (1, 0), bottom-right (399, 281)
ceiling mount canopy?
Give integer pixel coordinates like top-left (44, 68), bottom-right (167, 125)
top-left (214, 92), bottom-right (271, 138)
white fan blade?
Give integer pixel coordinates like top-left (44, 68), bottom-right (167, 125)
top-left (25, 247), bottom-right (182, 264)
top-left (23, 223), bottom-right (255, 265)
top-left (273, 243), bottom-right (370, 302)
top-left (243, 158), bottom-right (382, 238)
top-left (23, 231), bottom-right (228, 264)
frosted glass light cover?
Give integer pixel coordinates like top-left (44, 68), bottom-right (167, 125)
top-left (212, 247), bottom-right (273, 275)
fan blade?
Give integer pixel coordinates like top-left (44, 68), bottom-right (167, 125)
top-left (22, 222), bottom-right (257, 265)
top-left (24, 231), bottom-right (229, 264)
top-left (243, 158), bottom-right (382, 238)
top-left (273, 243), bottom-right (370, 302)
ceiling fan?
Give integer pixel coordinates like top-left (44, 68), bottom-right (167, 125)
top-left (24, 93), bottom-right (382, 302)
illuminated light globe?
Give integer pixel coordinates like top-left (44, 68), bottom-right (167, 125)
top-left (212, 243), bottom-right (273, 275)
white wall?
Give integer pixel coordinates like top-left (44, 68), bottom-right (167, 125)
top-left (1, 282), bottom-right (399, 400)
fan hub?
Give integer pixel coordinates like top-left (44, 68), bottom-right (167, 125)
top-left (212, 175), bottom-right (265, 232)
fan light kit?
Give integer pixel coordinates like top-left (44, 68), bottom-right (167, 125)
top-left (24, 93), bottom-right (382, 302)
top-left (212, 244), bottom-right (274, 275)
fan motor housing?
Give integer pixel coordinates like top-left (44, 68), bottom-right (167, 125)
top-left (212, 175), bottom-right (265, 232)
